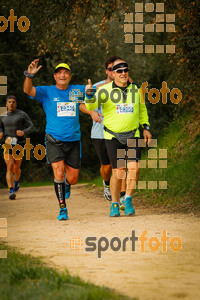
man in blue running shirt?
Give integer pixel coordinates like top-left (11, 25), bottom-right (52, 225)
top-left (24, 59), bottom-right (100, 221)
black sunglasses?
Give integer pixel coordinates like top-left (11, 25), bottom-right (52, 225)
top-left (106, 67), bottom-right (113, 71)
top-left (114, 68), bottom-right (129, 74)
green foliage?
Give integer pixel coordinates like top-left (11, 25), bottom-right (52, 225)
top-left (135, 106), bottom-right (200, 209)
top-left (0, 0), bottom-right (199, 186)
top-left (0, 243), bottom-right (132, 300)
top-left (165, 0), bottom-right (200, 102)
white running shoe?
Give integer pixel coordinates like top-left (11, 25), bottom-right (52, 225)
top-left (103, 180), bottom-right (112, 201)
top-left (119, 195), bottom-right (125, 210)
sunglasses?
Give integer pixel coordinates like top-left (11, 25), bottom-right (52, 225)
top-left (106, 67), bottom-right (113, 71)
top-left (114, 68), bottom-right (129, 73)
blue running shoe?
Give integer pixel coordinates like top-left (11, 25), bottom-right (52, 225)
top-left (124, 197), bottom-right (135, 216)
top-left (9, 189), bottom-right (16, 200)
top-left (109, 202), bottom-right (120, 217)
top-left (57, 207), bottom-right (68, 221)
top-left (119, 195), bottom-right (125, 210)
top-left (65, 183), bottom-right (71, 199)
top-left (14, 180), bottom-right (20, 192)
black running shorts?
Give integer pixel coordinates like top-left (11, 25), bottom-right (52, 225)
top-left (105, 138), bottom-right (141, 169)
top-left (46, 140), bottom-right (81, 169)
top-left (92, 138), bottom-right (111, 165)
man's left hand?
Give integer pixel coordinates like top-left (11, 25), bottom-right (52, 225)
top-left (90, 111), bottom-right (103, 123)
top-left (143, 129), bottom-right (152, 145)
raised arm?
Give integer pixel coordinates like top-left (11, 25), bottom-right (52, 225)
top-left (23, 59), bottom-right (42, 97)
top-left (85, 79), bottom-right (99, 111)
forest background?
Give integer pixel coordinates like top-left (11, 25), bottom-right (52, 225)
top-left (0, 0), bottom-right (199, 206)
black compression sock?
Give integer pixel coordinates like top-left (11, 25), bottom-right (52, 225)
top-left (54, 179), bottom-right (66, 209)
top-left (104, 180), bottom-right (110, 186)
top-left (120, 191), bottom-right (125, 197)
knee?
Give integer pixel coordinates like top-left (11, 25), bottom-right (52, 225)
top-left (54, 166), bottom-right (65, 180)
top-left (127, 168), bottom-right (139, 180)
top-left (14, 165), bottom-right (20, 174)
top-left (112, 168), bottom-right (125, 180)
top-left (7, 163), bottom-right (14, 173)
top-left (68, 174), bottom-right (78, 185)
top-left (70, 178), bottom-right (78, 185)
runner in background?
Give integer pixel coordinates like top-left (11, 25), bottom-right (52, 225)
top-left (0, 95), bottom-right (34, 199)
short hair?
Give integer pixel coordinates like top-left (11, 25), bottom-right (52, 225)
top-left (6, 95), bottom-right (17, 103)
top-left (105, 56), bottom-right (122, 69)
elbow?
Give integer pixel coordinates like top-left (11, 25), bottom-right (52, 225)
top-left (23, 86), bottom-right (29, 94)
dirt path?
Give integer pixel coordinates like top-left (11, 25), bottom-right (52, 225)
top-left (1, 185), bottom-right (200, 300)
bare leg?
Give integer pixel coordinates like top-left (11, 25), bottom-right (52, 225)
top-left (4, 154), bottom-right (15, 188)
top-left (65, 163), bottom-right (79, 185)
top-left (100, 164), bottom-right (112, 182)
top-left (110, 168), bottom-right (125, 202)
top-left (126, 161), bottom-right (140, 196)
top-left (13, 158), bottom-right (22, 181)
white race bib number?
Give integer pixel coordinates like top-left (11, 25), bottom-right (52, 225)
top-left (6, 137), bottom-right (17, 145)
top-left (57, 102), bottom-right (76, 117)
top-left (116, 104), bottom-right (133, 114)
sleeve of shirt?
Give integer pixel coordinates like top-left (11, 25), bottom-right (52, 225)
top-left (28, 86), bottom-right (47, 104)
top-left (80, 85), bottom-right (86, 104)
top-left (22, 112), bottom-right (35, 135)
top-left (138, 87), bottom-right (150, 126)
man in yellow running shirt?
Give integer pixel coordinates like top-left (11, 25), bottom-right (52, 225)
top-left (85, 59), bottom-right (151, 217)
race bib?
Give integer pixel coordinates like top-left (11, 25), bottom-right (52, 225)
top-left (57, 102), bottom-right (76, 117)
top-left (116, 104), bottom-right (134, 114)
top-left (5, 137), bottom-right (17, 145)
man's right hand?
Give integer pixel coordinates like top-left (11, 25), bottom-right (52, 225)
top-left (85, 79), bottom-right (95, 95)
top-left (28, 59), bottom-right (42, 75)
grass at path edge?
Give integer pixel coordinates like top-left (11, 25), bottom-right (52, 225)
top-left (0, 242), bottom-right (134, 300)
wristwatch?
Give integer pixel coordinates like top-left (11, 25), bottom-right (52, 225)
top-left (143, 124), bottom-right (150, 131)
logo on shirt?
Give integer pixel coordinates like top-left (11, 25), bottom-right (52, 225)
top-left (53, 97), bottom-right (61, 101)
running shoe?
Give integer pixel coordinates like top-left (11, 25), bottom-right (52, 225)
top-left (124, 196), bottom-right (135, 216)
top-left (9, 189), bottom-right (16, 200)
top-left (109, 202), bottom-right (120, 217)
top-left (103, 181), bottom-right (112, 201)
top-left (119, 195), bottom-right (125, 210)
top-left (65, 183), bottom-right (71, 199)
top-left (14, 180), bottom-right (20, 192)
top-left (57, 207), bottom-right (68, 221)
